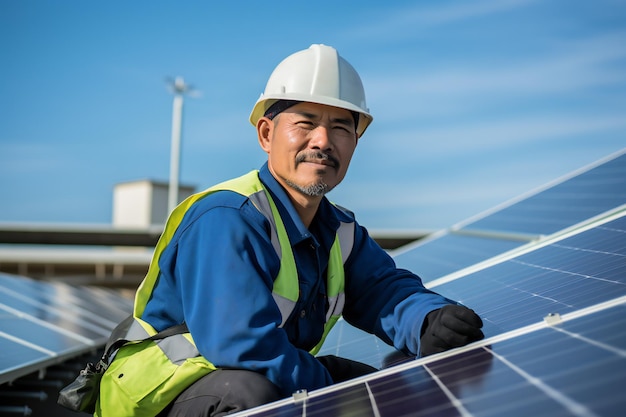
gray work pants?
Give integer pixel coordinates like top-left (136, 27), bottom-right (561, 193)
top-left (161, 355), bottom-right (377, 417)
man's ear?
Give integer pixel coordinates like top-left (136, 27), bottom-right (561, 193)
top-left (257, 117), bottom-right (273, 153)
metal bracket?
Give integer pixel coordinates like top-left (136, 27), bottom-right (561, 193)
top-left (544, 312), bottom-right (562, 325)
top-left (293, 389), bottom-right (308, 402)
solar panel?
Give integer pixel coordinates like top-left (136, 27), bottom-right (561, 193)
top-left (0, 273), bottom-right (130, 330)
top-left (461, 151), bottom-right (626, 236)
top-left (232, 207), bottom-right (626, 416)
top-left (317, 315), bottom-right (399, 370)
top-left (233, 301), bottom-right (626, 416)
top-left (431, 214), bottom-right (626, 335)
top-left (392, 231), bottom-right (525, 283)
top-left (0, 273), bottom-right (133, 385)
top-left (393, 149), bottom-right (626, 284)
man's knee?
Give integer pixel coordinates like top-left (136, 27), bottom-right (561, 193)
top-left (218, 369), bottom-right (283, 404)
top-left (165, 370), bottom-right (283, 417)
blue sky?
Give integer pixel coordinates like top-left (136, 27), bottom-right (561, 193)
top-left (1, 0), bottom-right (625, 231)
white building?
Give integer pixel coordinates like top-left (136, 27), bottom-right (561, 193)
top-left (113, 179), bottom-right (195, 228)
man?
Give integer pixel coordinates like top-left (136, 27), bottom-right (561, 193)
top-left (95, 44), bottom-right (484, 417)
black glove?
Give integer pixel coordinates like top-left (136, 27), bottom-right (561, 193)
top-left (316, 355), bottom-right (377, 383)
top-left (420, 305), bottom-right (484, 357)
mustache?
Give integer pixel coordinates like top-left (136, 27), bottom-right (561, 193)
top-left (296, 151), bottom-right (339, 168)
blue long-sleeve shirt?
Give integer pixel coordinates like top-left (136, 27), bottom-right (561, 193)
top-left (141, 163), bottom-right (454, 396)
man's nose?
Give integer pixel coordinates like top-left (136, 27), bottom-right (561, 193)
top-left (309, 125), bottom-right (332, 150)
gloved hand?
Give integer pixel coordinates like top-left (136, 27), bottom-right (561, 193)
top-left (420, 305), bottom-right (484, 357)
top-left (316, 355), bottom-right (377, 383)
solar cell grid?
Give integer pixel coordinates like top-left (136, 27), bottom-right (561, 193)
top-left (0, 309), bottom-right (96, 384)
top-left (0, 311), bottom-right (94, 350)
top-left (0, 335), bottom-right (50, 365)
top-left (0, 273), bottom-right (131, 326)
top-left (559, 302), bottom-right (626, 352)
top-left (317, 319), bottom-right (398, 369)
top-left (0, 272), bottom-right (133, 385)
top-left (433, 214), bottom-right (626, 335)
top-left (462, 152), bottom-right (626, 236)
top-left (392, 232), bottom-right (524, 284)
top-left (235, 301), bottom-right (626, 417)
top-left (0, 281), bottom-right (114, 340)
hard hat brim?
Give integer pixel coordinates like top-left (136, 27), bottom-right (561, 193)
top-left (250, 95), bottom-right (373, 137)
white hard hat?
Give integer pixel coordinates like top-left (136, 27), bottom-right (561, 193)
top-left (250, 44), bottom-right (373, 137)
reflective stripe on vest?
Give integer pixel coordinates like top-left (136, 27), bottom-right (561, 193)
top-left (124, 318), bottom-right (201, 366)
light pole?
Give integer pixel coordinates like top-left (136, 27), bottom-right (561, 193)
top-left (166, 76), bottom-right (195, 216)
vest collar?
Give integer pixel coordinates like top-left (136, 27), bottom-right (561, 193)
top-left (258, 163), bottom-right (340, 246)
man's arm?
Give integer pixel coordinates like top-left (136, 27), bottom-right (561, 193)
top-left (343, 223), bottom-right (483, 356)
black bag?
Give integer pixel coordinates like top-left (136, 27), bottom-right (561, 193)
top-left (57, 359), bottom-right (107, 413)
top-left (57, 316), bottom-right (188, 413)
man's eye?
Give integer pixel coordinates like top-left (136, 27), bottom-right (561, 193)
top-left (333, 125), bottom-right (352, 133)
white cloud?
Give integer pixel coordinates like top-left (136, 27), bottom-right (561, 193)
top-left (366, 31), bottom-right (626, 109)
top-left (349, 0), bottom-right (539, 40)
top-left (356, 29), bottom-right (626, 165)
top-left (362, 113), bottom-right (626, 162)
top-left (401, 0), bottom-right (539, 26)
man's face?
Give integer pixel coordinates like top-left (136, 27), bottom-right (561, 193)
top-left (258, 102), bottom-right (359, 202)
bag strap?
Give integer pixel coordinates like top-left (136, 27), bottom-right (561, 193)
top-left (100, 316), bottom-right (189, 367)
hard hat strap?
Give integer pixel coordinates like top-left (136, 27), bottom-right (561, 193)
top-left (264, 100), bottom-right (300, 120)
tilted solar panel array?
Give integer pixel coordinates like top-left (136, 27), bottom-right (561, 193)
top-left (393, 149), bottom-right (626, 284)
top-left (0, 274), bottom-right (133, 385)
top-left (431, 216), bottom-right (626, 336)
top-left (238, 305), bottom-right (625, 417)
top-left (234, 149), bottom-right (626, 416)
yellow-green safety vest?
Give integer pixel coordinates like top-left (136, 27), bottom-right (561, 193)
top-left (95, 170), bottom-right (353, 417)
